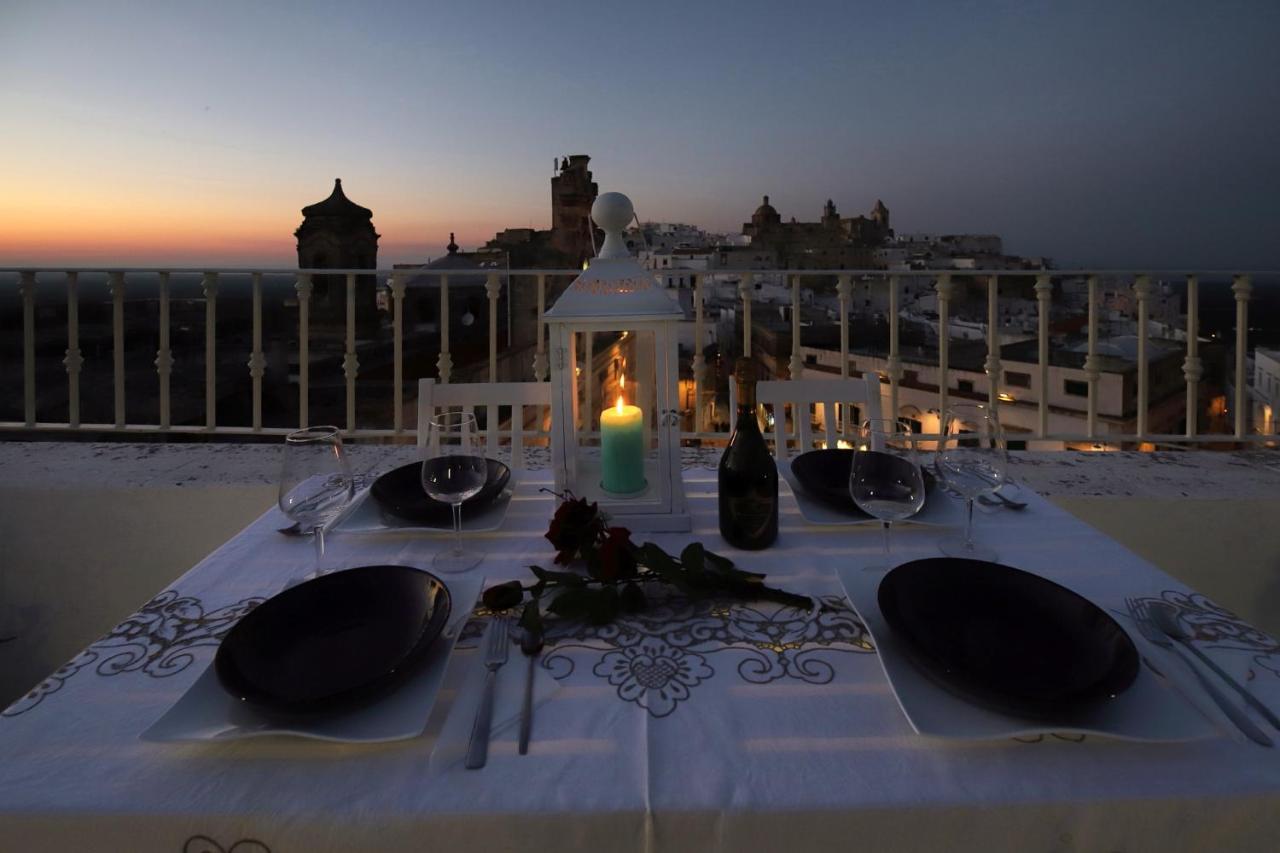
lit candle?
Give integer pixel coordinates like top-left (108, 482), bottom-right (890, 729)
top-left (600, 376), bottom-right (646, 494)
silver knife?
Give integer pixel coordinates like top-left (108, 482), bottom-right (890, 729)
top-left (465, 617), bottom-right (510, 769)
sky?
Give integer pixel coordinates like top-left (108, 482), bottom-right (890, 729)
top-left (1, 0), bottom-right (1278, 269)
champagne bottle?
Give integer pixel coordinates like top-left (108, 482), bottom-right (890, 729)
top-left (718, 358), bottom-right (778, 549)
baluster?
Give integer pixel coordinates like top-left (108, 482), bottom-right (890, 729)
top-left (692, 274), bottom-right (705, 431)
top-left (1085, 275), bottom-right (1101, 439)
top-left (1133, 275), bottom-right (1151, 439)
top-left (1182, 275), bottom-right (1200, 438)
top-left (18, 272), bottom-right (36, 426)
top-left (64, 272), bottom-right (82, 428)
top-left (836, 274), bottom-right (851, 436)
top-left (1233, 274), bottom-right (1251, 439)
top-left (985, 274), bottom-right (1001, 413)
top-left (203, 272), bottom-right (218, 430)
top-left (247, 272), bottom-right (264, 432)
top-left (739, 273), bottom-right (754, 357)
top-left (437, 274), bottom-right (452, 383)
top-left (887, 275), bottom-right (902, 426)
top-left (156, 272), bottom-right (172, 429)
top-left (532, 274), bottom-right (549, 381)
top-left (296, 273), bottom-right (312, 428)
top-left (390, 272), bottom-right (406, 433)
top-left (789, 274), bottom-right (804, 380)
top-left (1034, 273), bottom-right (1052, 438)
top-left (486, 272), bottom-right (500, 381)
top-left (343, 272), bottom-right (359, 432)
top-left (935, 273), bottom-right (953, 420)
top-left (109, 272), bottom-right (126, 428)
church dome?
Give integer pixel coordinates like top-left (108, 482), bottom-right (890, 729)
top-left (752, 195), bottom-right (781, 226)
top-left (301, 178), bottom-right (373, 219)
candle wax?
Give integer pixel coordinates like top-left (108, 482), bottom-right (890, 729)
top-left (600, 403), bottom-right (646, 494)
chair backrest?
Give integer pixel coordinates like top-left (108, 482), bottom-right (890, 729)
top-left (417, 379), bottom-right (553, 469)
top-left (754, 376), bottom-right (884, 459)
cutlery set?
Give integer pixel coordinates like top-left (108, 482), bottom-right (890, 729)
top-left (464, 616), bottom-right (543, 769)
top-left (1126, 596), bottom-right (1276, 747)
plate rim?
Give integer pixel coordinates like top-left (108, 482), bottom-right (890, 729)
top-left (369, 458), bottom-right (512, 523)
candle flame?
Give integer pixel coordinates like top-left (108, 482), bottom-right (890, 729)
top-left (616, 375), bottom-right (626, 413)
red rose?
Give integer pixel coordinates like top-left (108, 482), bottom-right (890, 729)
top-left (591, 526), bottom-right (637, 581)
top-left (545, 496), bottom-right (602, 565)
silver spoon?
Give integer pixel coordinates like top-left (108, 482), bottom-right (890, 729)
top-left (518, 629), bottom-right (544, 755)
top-left (1149, 602), bottom-right (1280, 730)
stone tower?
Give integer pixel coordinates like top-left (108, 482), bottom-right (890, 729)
top-left (549, 155), bottom-right (599, 265)
top-left (295, 178), bottom-right (380, 334)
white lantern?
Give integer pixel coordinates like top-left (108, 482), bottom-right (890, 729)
top-left (545, 192), bottom-right (691, 532)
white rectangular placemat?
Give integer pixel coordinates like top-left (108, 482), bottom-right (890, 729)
top-left (836, 563), bottom-right (1219, 742)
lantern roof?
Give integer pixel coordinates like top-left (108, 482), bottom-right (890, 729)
top-left (544, 191), bottom-right (684, 323)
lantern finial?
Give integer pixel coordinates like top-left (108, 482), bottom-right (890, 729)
top-left (592, 192), bottom-right (634, 259)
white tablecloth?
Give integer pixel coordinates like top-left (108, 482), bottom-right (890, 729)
top-left (1, 465), bottom-right (1278, 852)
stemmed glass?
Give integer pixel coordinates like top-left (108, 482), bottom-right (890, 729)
top-left (278, 425), bottom-right (355, 566)
top-left (849, 419), bottom-right (926, 572)
top-left (422, 412), bottom-right (488, 573)
top-left (935, 403), bottom-right (1007, 561)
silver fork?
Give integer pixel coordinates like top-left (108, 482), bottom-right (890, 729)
top-left (465, 616), bottom-right (510, 769)
top-left (1125, 597), bottom-right (1272, 747)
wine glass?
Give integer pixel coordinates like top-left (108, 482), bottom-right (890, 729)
top-left (849, 419), bottom-right (926, 572)
top-left (934, 403), bottom-right (1007, 561)
top-left (422, 412), bottom-right (488, 573)
top-left (278, 425), bottom-right (355, 566)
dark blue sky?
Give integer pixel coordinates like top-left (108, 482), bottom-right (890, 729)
top-left (2, 0), bottom-right (1278, 267)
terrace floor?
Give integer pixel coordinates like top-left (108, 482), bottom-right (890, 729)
top-left (1, 440), bottom-right (1278, 707)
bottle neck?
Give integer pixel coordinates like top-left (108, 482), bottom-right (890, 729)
top-left (735, 380), bottom-right (757, 423)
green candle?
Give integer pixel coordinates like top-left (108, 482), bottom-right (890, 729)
top-left (600, 391), bottom-right (646, 494)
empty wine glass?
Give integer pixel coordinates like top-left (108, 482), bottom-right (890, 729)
top-left (849, 419), bottom-right (926, 572)
top-left (422, 412), bottom-right (487, 573)
top-left (935, 403), bottom-right (1007, 561)
top-left (278, 425), bottom-right (355, 566)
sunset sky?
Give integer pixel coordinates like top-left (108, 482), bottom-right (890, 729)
top-left (2, 0), bottom-right (1278, 269)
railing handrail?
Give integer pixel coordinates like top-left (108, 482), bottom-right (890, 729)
top-left (2, 265), bottom-right (1276, 448)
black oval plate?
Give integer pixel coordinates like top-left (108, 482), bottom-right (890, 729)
top-left (877, 558), bottom-right (1138, 719)
top-left (215, 565), bottom-right (452, 717)
top-left (791, 448), bottom-right (933, 516)
top-left (370, 459), bottom-right (511, 525)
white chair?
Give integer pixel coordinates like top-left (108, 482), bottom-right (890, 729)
top-left (755, 376), bottom-right (884, 459)
top-left (416, 378), bottom-right (552, 470)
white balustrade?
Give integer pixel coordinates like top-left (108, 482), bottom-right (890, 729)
top-left (437, 274), bottom-right (452, 383)
top-left (248, 272), bottom-right (264, 432)
top-left (0, 265), bottom-right (1272, 448)
top-left (1183, 275), bottom-right (1200, 438)
top-left (344, 272), bottom-right (359, 432)
top-left (202, 272), bottom-right (218, 429)
top-left (156, 272), bottom-right (173, 430)
top-left (935, 273), bottom-right (954, 419)
top-left (18, 272), bottom-right (36, 426)
top-left (985, 274), bottom-right (1001, 412)
top-left (295, 273), bottom-right (312, 428)
top-left (1034, 273), bottom-right (1052, 438)
top-left (1233, 274), bottom-right (1251, 439)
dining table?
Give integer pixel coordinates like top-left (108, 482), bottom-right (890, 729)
top-left (1, 452), bottom-right (1278, 853)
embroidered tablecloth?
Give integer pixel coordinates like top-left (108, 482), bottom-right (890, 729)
top-left (1, 464), bottom-right (1278, 852)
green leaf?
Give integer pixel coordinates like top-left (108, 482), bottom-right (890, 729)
top-left (530, 565), bottom-right (588, 587)
top-left (620, 582), bottom-right (646, 612)
top-left (546, 587), bottom-right (595, 620)
top-left (680, 542), bottom-right (706, 573)
top-left (586, 586), bottom-right (621, 625)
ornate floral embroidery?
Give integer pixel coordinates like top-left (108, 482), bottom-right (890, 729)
top-left (534, 593), bottom-right (870, 717)
top-left (2, 590), bottom-right (262, 717)
top-left (594, 640), bottom-right (714, 717)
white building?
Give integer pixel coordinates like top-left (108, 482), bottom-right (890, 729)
top-left (1251, 348), bottom-right (1279, 435)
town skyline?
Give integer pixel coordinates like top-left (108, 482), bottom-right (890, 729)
top-left (2, 1), bottom-right (1278, 270)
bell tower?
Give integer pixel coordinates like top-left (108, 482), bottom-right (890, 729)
top-left (295, 178), bottom-right (380, 335)
top-left (550, 155), bottom-right (599, 265)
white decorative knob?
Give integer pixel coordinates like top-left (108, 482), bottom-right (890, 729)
top-left (592, 192), bottom-right (634, 259)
